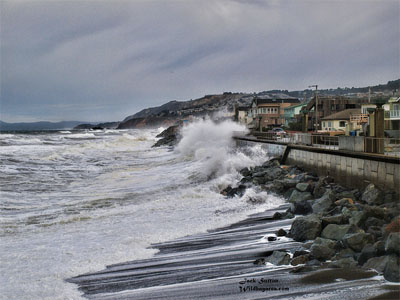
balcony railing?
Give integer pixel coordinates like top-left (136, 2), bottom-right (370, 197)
top-left (350, 114), bottom-right (368, 124)
top-left (385, 110), bottom-right (400, 119)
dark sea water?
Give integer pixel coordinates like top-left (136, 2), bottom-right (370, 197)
top-left (0, 120), bottom-right (284, 299)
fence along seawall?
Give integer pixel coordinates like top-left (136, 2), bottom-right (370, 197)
top-left (234, 133), bottom-right (400, 194)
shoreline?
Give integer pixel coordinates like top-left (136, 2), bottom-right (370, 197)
top-left (68, 153), bottom-right (400, 299)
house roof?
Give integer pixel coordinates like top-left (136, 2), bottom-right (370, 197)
top-left (255, 98), bottom-right (300, 105)
top-left (321, 108), bottom-right (361, 121)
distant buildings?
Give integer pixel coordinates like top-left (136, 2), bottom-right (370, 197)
top-left (321, 108), bottom-right (363, 133)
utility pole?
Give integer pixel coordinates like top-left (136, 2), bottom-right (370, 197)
top-left (309, 85), bottom-right (318, 131)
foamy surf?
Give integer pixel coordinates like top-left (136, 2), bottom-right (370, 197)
top-left (0, 121), bottom-right (282, 300)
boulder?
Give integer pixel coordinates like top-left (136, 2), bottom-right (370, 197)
top-left (289, 214), bottom-right (322, 242)
top-left (335, 198), bottom-right (355, 207)
top-left (364, 255), bottom-right (394, 273)
top-left (278, 178), bottom-right (300, 189)
top-left (336, 190), bottom-right (359, 201)
top-left (310, 238), bottom-right (337, 260)
top-left (383, 255), bottom-right (400, 282)
top-left (291, 255), bottom-right (309, 266)
top-left (267, 236), bottom-right (277, 242)
top-left (321, 215), bottom-right (345, 227)
top-left (343, 233), bottom-right (374, 252)
top-left (288, 190), bottom-right (313, 203)
top-left (329, 257), bottom-right (357, 268)
top-left (365, 217), bottom-right (385, 228)
top-left (293, 250), bottom-right (309, 257)
top-left (385, 217), bottom-right (400, 234)
top-left (290, 200), bottom-right (312, 215)
top-left (313, 182), bottom-right (327, 198)
top-left (296, 182), bottom-right (310, 192)
top-left (385, 232), bottom-right (400, 255)
top-left (265, 251), bottom-right (291, 265)
top-left (333, 248), bottom-right (355, 260)
top-left (349, 210), bottom-right (367, 227)
top-left (358, 244), bottom-right (377, 265)
top-left (367, 226), bottom-right (383, 239)
top-left (321, 224), bottom-right (354, 241)
top-left (361, 183), bottom-right (384, 205)
top-left (312, 190), bottom-right (336, 214)
top-left (239, 167), bottom-right (251, 177)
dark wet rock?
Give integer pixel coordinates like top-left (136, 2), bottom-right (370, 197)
top-left (265, 251), bottom-right (291, 265)
top-left (277, 178), bottom-right (300, 189)
top-left (333, 248), bottom-right (355, 260)
top-left (367, 226), bottom-right (383, 239)
top-left (335, 198), bottom-right (355, 207)
top-left (358, 244), bottom-right (377, 265)
top-left (383, 255), bottom-right (400, 282)
top-left (312, 190), bottom-right (336, 214)
top-left (262, 159), bottom-right (280, 168)
top-left (290, 200), bottom-right (312, 215)
top-left (221, 185), bottom-right (246, 198)
top-left (288, 190), bottom-right (313, 203)
top-left (321, 224), bottom-right (355, 241)
top-left (272, 212), bottom-right (284, 220)
top-left (365, 217), bottom-right (385, 228)
top-left (252, 177), bottom-right (268, 185)
top-left (306, 259), bottom-right (322, 266)
top-left (291, 255), bottom-right (309, 266)
top-left (349, 210), bottom-right (368, 227)
top-left (374, 241), bottom-right (386, 256)
top-left (152, 125), bottom-right (180, 147)
top-left (296, 182), bottom-right (310, 192)
top-left (321, 215), bottom-right (345, 227)
top-left (343, 233), bottom-right (374, 252)
top-left (310, 237), bottom-right (337, 260)
top-left (253, 258), bottom-right (265, 265)
top-left (290, 265), bottom-right (316, 273)
top-left (267, 236), bottom-right (277, 242)
top-left (336, 190), bottom-right (359, 201)
top-left (293, 250), bottom-right (309, 258)
top-left (313, 182), bottom-right (327, 199)
top-left (385, 217), bottom-right (400, 234)
top-left (385, 233), bottom-right (400, 255)
top-left (276, 229), bottom-right (287, 237)
top-left (361, 183), bottom-right (384, 205)
top-left (364, 255), bottom-right (394, 273)
top-left (289, 214), bottom-right (322, 242)
top-left (239, 167), bottom-right (251, 177)
top-left (329, 257), bottom-right (357, 268)
top-left (252, 170), bottom-right (268, 178)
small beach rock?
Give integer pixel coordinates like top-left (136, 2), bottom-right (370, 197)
top-left (385, 217), bottom-right (400, 234)
top-left (265, 251), bottom-right (291, 265)
top-left (361, 183), bottom-right (384, 205)
top-left (253, 258), bottom-right (265, 265)
top-left (276, 229), bottom-right (287, 237)
top-left (291, 255), bottom-right (309, 266)
top-left (267, 236), bottom-right (277, 242)
top-left (349, 210), bottom-right (367, 227)
top-left (335, 198), bottom-right (354, 207)
top-left (289, 214), bottom-right (322, 242)
top-left (365, 217), bottom-right (385, 228)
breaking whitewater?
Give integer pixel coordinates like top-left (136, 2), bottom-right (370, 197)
top-left (0, 120), bottom-right (284, 299)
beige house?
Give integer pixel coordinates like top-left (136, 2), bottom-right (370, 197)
top-left (321, 108), bottom-right (363, 132)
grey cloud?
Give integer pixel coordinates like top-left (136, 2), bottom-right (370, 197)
top-left (1, 0), bottom-right (399, 122)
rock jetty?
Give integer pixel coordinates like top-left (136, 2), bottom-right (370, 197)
top-left (221, 157), bottom-right (400, 282)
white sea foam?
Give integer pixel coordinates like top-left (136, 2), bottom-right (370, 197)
top-left (0, 126), bottom-right (282, 300)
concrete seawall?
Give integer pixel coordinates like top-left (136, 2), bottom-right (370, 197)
top-left (235, 137), bottom-right (400, 194)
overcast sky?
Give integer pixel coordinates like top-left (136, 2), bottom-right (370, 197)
top-left (1, 0), bottom-right (399, 122)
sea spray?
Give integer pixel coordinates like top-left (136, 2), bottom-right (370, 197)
top-left (176, 119), bottom-right (270, 191)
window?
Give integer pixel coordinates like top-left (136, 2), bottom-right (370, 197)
top-left (328, 121), bottom-right (332, 127)
top-left (339, 121), bottom-right (346, 127)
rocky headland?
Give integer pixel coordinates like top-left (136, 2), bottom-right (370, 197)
top-left (222, 157), bottom-right (400, 282)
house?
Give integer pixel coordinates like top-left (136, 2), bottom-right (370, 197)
top-left (301, 96), bottom-right (370, 130)
top-left (321, 108), bottom-right (363, 133)
top-left (235, 106), bottom-right (253, 127)
top-left (384, 97), bottom-right (400, 131)
top-left (283, 102), bottom-right (308, 127)
top-left (251, 95), bottom-right (300, 129)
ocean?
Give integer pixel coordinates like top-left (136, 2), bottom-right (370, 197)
top-left (0, 120), bottom-right (284, 299)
